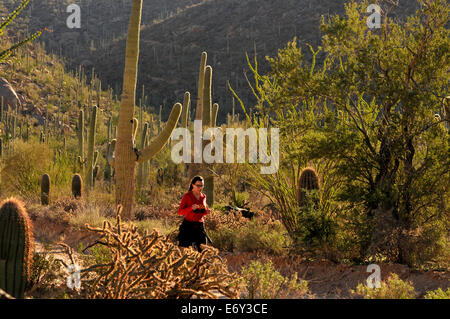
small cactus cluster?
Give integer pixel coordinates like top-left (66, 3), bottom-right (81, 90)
top-left (61, 205), bottom-right (240, 299)
top-left (0, 198), bottom-right (34, 299)
top-left (0, 97), bottom-right (32, 155)
top-left (296, 167), bottom-right (320, 206)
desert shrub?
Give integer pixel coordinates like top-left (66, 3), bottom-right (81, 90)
top-left (397, 223), bottom-right (450, 269)
top-left (0, 140), bottom-right (52, 199)
top-left (351, 273), bottom-right (416, 299)
top-left (424, 288), bottom-right (450, 299)
top-left (210, 219), bottom-right (290, 255)
top-left (235, 220), bottom-right (290, 255)
top-left (80, 243), bottom-right (113, 265)
top-left (209, 227), bottom-right (238, 252)
top-left (233, 191), bottom-right (249, 208)
top-left (293, 190), bottom-right (336, 249)
top-left (29, 248), bottom-right (65, 294)
top-left (240, 260), bottom-right (308, 299)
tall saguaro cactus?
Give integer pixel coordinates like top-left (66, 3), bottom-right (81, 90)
top-left (113, 0), bottom-right (181, 219)
top-left (85, 106), bottom-right (98, 190)
top-left (186, 52), bottom-right (218, 207)
top-left (0, 198), bottom-right (34, 299)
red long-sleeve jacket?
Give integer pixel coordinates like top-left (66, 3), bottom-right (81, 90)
top-left (178, 191), bottom-right (208, 222)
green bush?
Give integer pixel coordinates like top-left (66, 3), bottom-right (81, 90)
top-left (29, 248), bottom-right (64, 293)
top-left (233, 191), bottom-right (249, 208)
top-left (241, 260), bottom-right (308, 299)
top-left (351, 273), bottom-right (416, 299)
top-left (293, 190), bottom-right (336, 248)
top-left (209, 227), bottom-right (237, 252)
top-left (210, 220), bottom-right (290, 255)
top-left (424, 288), bottom-right (450, 299)
top-left (235, 220), bottom-right (290, 255)
top-left (0, 140), bottom-right (52, 199)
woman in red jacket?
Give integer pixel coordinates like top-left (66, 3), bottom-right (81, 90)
top-left (177, 176), bottom-right (211, 251)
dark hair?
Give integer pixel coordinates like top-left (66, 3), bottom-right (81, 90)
top-left (189, 176), bottom-right (204, 191)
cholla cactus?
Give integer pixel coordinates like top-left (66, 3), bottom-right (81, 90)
top-left (60, 205), bottom-right (241, 299)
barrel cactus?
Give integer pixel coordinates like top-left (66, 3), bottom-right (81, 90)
top-left (72, 174), bottom-right (83, 199)
top-left (41, 173), bottom-right (50, 205)
top-left (0, 198), bottom-right (34, 299)
top-left (296, 167), bottom-right (320, 206)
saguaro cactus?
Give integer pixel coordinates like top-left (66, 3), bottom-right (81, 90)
top-left (77, 109), bottom-right (85, 174)
top-left (86, 106), bottom-right (98, 191)
top-left (41, 173), bottom-right (50, 205)
top-left (112, 0), bottom-right (181, 219)
top-left (72, 174), bottom-right (83, 198)
top-left (0, 198), bottom-right (34, 299)
top-left (187, 52), bottom-right (218, 207)
top-left (296, 167), bottom-right (320, 206)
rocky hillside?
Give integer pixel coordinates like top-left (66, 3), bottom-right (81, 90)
top-left (2, 0), bottom-right (420, 123)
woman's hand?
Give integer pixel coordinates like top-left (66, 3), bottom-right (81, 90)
top-left (192, 204), bottom-right (199, 210)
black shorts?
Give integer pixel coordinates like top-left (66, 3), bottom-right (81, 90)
top-left (177, 219), bottom-right (210, 251)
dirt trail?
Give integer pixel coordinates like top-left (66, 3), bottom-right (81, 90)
top-left (30, 211), bottom-right (449, 299)
top-left (224, 252), bottom-right (450, 298)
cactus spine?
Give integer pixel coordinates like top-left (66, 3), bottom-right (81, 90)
top-left (41, 173), bottom-right (50, 205)
top-left (0, 198), bottom-right (34, 299)
top-left (296, 167), bottom-right (320, 206)
top-left (113, 0), bottom-right (181, 219)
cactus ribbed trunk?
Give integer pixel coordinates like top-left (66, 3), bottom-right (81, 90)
top-left (115, 0), bottom-right (143, 219)
top-left (0, 198), bottom-right (34, 299)
top-left (86, 106), bottom-right (98, 191)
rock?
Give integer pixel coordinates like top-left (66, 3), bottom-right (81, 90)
top-left (0, 77), bottom-right (21, 111)
top-left (224, 205), bottom-right (256, 220)
top-left (0, 288), bottom-right (14, 299)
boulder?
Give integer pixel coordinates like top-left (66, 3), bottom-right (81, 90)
top-left (0, 77), bottom-right (21, 111)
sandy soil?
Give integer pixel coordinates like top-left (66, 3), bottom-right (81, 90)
top-left (29, 209), bottom-right (449, 299)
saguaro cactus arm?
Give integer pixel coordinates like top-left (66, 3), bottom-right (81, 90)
top-left (106, 139), bottom-right (116, 167)
top-left (137, 103), bottom-right (182, 163)
top-left (195, 52), bottom-right (207, 121)
top-left (202, 66), bottom-right (212, 127)
top-left (181, 92), bottom-right (190, 128)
